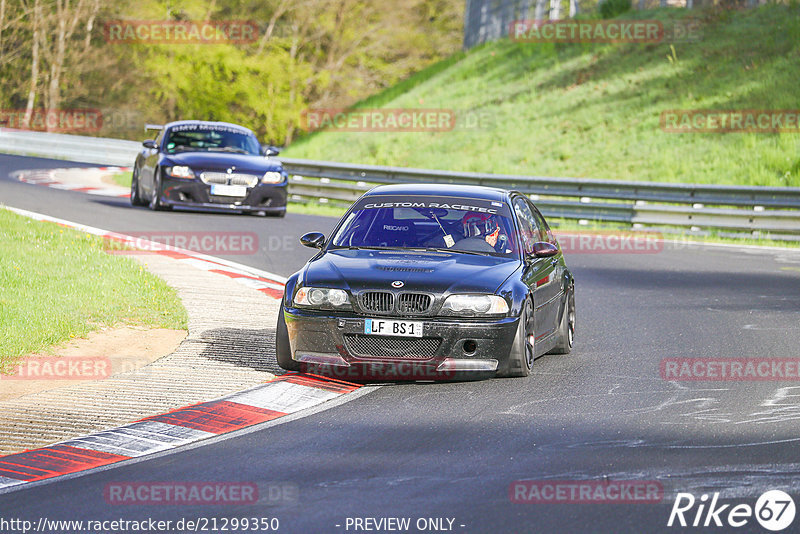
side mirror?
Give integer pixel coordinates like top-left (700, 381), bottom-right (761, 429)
top-left (142, 140), bottom-right (158, 150)
top-left (532, 241), bottom-right (558, 258)
top-left (300, 232), bottom-right (325, 249)
top-left (262, 144), bottom-right (281, 157)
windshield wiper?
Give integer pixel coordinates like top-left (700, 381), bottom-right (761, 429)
top-left (334, 245), bottom-right (388, 251)
top-left (208, 146), bottom-right (249, 154)
top-left (414, 247), bottom-right (490, 256)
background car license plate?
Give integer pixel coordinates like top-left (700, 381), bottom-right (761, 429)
top-left (364, 319), bottom-right (423, 337)
top-left (210, 184), bottom-right (247, 197)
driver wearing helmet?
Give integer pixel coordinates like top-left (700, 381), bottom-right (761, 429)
top-left (461, 211), bottom-right (506, 251)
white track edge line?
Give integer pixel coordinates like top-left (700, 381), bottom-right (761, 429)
top-left (0, 386), bottom-right (378, 496)
top-left (2, 205), bottom-right (288, 283)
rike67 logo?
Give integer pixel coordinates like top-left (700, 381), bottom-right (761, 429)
top-left (668, 490), bottom-right (795, 531)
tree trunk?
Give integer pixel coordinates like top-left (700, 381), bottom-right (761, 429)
top-left (569, 0), bottom-right (578, 17)
top-left (535, 0), bottom-right (546, 21)
top-left (0, 0), bottom-right (6, 65)
top-left (550, 0), bottom-right (561, 20)
top-left (24, 0), bottom-right (41, 129)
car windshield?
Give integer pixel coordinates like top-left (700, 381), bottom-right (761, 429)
top-left (330, 195), bottom-right (518, 257)
top-left (163, 125), bottom-right (260, 155)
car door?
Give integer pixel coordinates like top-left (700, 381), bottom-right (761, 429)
top-left (512, 196), bottom-right (558, 344)
top-left (141, 129), bottom-right (163, 195)
top-left (528, 200), bottom-right (565, 337)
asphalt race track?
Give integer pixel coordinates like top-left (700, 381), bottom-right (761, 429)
top-left (2, 153), bottom-right (800, 533)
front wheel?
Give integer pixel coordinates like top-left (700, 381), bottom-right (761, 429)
top-left (502, 298), bottom-right (534, 378)
top-left (148, 168), bottom-right (165, 211)
top-left (550, 283), bottom-right (575, 355)
top-left (276, 302), bottom-right (300, 372)
top-left (130, 168), bottom-right (145, 206)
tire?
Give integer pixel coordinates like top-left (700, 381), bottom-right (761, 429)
top-left (503, 298), bottom-right (534, 378)
top-left (265, 208), bottom-right (287, 218)
top-left (130, 167), bottom-right (145, 206)
top-left (276, 302), bottom-right (301, 372)
top-left (148, 168), bottom-right (165, 211)
top-left (550, 283), bottom-right (575, 355)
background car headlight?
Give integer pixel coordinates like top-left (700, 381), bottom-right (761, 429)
top-left (440, 294), bottom-right (509, 316)
top-left (166, 165), bottom-right (195, 179)
top-left (262, 171), bottom-right (283, 183)
top-left (294, 287), bottom-right (350, 309)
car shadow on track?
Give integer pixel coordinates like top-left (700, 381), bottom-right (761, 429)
top-left (197, 327), bottom-right (286, 376)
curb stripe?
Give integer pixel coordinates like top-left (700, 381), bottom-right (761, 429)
top-left (0, 446), bottom-right (129, 482)
top-left (14, 167), bottom-right (131, 198)
top-left (58, 422), bottom-right (215, 458)
top-left (0, 374), bottom-right (361, 492)
top-left (225, 381), bottom-right (341, 414)
top-left (277, 373), bottom-right (361, 393)
top-left (143, 400), bottom-right (286, 434)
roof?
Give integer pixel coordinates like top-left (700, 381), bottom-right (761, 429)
top-left (363, 183), bottom-right (511, 202)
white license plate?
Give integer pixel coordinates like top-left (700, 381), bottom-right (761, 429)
top-left (364, 319), bottom-right (423, 337)
top-left (210, 184), bottom-right (247, 197)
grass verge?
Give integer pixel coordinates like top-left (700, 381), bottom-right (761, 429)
top-left (285, 5), bottom-right (800, 187)
top-left (110, 171), bottom-right (132, 188)
top-left (0, 208), bottom-right (188, 374)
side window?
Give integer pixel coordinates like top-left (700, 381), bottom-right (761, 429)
top-left (513, 198), bottom-right (540, 254)
top-left (155, 129), bottom-right (165, 148)
top-left (529, 202), bottom-right (555, 244)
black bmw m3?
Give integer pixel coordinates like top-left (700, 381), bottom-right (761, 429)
top-left (277, 184), bottom-right (575, 380)
top-left (131, 120), bottom-right (287, 215)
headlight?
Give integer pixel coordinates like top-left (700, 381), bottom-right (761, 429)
top-left (262, 171), bottom-right (283, 184)
top-left (440, 294), bottom-right (509, 316)
top-left (166, 165), bottom-right (194, 179)
top-left (294, 287), bottom-right (350, 309)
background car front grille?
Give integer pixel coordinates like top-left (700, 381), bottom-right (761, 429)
top-left (397, 293), bottom-right (432, 314)
top-left (209, 195), bottom-right (244, 204)
top-left (200, 172), bottom-right (260, 187)
top-left (360, 291), bottom-right (394, 313)
top-left (344, 334), bottom-right (440, 360)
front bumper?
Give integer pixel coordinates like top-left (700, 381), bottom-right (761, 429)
top-left (160, 176), bottom-right (287, 213)
top-left (284, 307), bottom-right (519, 381)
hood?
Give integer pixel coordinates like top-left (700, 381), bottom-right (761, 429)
top-left (164, 152), bottom-right (282, 173)
top-left (302, 249), bottom-right (521, 295)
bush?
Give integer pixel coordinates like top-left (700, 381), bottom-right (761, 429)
top-left (599, 0), bottom-right (632, 19)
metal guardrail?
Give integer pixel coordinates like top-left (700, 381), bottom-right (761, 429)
top-left (0, 128), bottom-right (140, 167)
top-left (280, 158), bottom-right (800, 235)
top-left (2, 129), bottom-right (799, 235)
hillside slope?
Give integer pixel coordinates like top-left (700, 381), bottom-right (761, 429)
top-left (285, 5), bottom-right (800, 187)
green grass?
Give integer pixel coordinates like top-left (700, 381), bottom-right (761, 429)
top-left (285, 5), bottom-right (800, 187)
top-left (110, 171), bottom-right (132, 188)
top-left (0, 208), bottom-right (188, 373)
